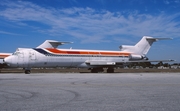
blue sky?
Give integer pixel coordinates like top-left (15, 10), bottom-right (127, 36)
top-left (0, 0), bottom-right (180, 63)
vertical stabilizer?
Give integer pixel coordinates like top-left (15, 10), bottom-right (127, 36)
top-left (120, 36), bottom-right (172, 55)
top-left (134, 36), bottom-right (156, 55)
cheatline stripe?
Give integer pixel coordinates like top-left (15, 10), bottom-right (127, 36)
top-left (45, 48), bottom-right (130, 56)
top-left (33, 48), bottom-right (50, 55)
top-left (33, 48), bottom-right (130, 57)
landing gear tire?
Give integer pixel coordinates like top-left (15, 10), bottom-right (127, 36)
top-left (91, 68), bottom-right (104, 73)
top-left (107, 68), bottom-right (114, 73)
top-left (25, 70), bottom-right (31, 74)
top-left (91, 69), bottom-right (98, 73)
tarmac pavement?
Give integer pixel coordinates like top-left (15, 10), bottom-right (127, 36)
top-left (0, 73), bottom-right (180, 111)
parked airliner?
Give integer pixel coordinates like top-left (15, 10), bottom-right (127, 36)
top-left (3, 36), bottom-right (173, 74)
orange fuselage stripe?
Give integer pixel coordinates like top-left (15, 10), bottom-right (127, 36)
top-left (46, 48), bottom-right (130, 56)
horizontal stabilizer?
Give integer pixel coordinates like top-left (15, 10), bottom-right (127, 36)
top-left (37, 40), bottom-right (73, 48)
top-left (146, 37), bottom-right (173, 41)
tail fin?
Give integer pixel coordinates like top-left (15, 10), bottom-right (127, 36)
top-left (120, 36), bottom-right (172, 55)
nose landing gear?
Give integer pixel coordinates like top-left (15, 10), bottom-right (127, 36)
top-left (25, 70), bottom-right (31, 74)
top-left (24, 68), bottom-right (31, 74)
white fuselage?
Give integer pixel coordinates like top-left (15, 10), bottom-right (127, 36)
top-left (4, 48), bottom-right (133, 68)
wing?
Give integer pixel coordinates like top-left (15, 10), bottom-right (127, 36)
top-left (85, 59), bottom-right (174, 66)
top-left (125, 59), bottom-right (174, 63)
top-left (37, 40), bottom-right (73, 48)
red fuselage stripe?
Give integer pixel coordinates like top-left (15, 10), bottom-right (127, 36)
top-left (46, 48), bottom-right (130, 56)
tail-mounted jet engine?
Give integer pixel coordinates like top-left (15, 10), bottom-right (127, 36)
top-left (129, 54), bottom-right (148, 60)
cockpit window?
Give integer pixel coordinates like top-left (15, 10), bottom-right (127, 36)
top-left (12, 52), bottom-right (16, 55)
top-left (12, 52), bottom-right (20, 56)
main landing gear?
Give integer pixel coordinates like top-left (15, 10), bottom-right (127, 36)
top-left (91, 68), bottom-right (104, 73)
top-left (107, 68), bottom-right (114, 73)
top-left (91, 67), bottom-right (114, 73)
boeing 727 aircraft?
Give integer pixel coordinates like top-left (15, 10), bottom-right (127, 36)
top-left (3, 36), bottom-right (173, 74)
